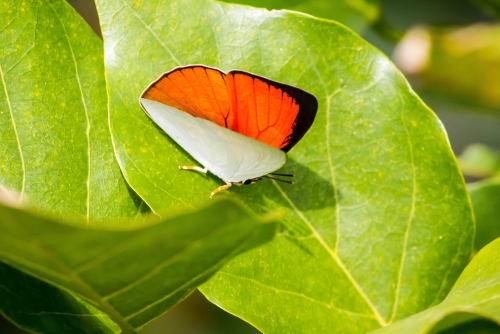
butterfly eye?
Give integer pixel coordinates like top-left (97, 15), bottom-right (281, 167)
top-left (243, 179), bottom-right (252, 185)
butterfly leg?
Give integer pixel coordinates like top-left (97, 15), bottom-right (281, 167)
top-left (179, 166), bottom-right (208, 174)
top-left (210, 182), bottom-right (232, 198)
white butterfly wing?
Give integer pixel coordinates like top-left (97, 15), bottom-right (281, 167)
top-left (201, 119), bottom-right (287, 181)
top-left (140, 98), bottom-right (234, 176)
top-left (140, 99), bottom-right (286, 182)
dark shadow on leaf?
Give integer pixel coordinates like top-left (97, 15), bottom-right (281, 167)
top-left (266, 157), bottom-right (338, 212)
top-left (123, 170), bottom-right (151, 214)
top-left (228, 156), bottom-right (338, 254)
top-left (218, 157), bottom-right (338, 214)
top-left (280, 233), bottom-right (315, 257)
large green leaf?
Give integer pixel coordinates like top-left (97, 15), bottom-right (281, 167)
top-left (0, 1), bottom-right (148, 332)
top-left (468, 178), bottom-right (500, 251)
top-left (370, 237), bottom-right (500, 334)
top-left (97, 0), bottom-right (473, 332)
top-left (219, 0), bottom-right (380, 32)
top-left (0, 0), bottom-right (144, 224)
top-left (0, 262), bottom-right (120, 334)
top-left (0, 199), bottom-right (277, 333)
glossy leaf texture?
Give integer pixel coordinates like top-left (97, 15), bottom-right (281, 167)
top-left (0, 1), bottom-right (148, 332)
top-left (0, 262), bottom-right (120, 334)
top-left (218, 0), bottom-right (380, 32)
top-left (96, 0), bottom-right (474, 332)
top-left (370, 237), bottom-right (500, 334)
top-left (0, 199), bottom-right (278, 333)
top-left (468, 178), bottom-right (500, 251)
top-left (0, 0), bottom-right (145, 224)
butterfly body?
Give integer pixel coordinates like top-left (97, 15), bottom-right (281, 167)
top-left (139, 65), bottom-right (317, 197)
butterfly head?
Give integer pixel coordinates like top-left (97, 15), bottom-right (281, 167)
top-left (242, 177), bottom-right (262, 185)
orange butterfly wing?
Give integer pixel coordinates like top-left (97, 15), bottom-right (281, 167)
top-left (141, 65), bottom-right (233, 128)
top-left (226, 71), bottom-right (318, 152)
top-left (141, 66), bottom-right (317, 152)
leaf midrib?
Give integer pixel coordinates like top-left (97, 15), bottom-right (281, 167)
top-left (284, 22), bottom-right (387, 326)
top-left (272, 180), bottom-right (387, 326)
top-left (389, 97), bottom-right (417, 323)
top-left (218, 270), bottom-right (378, 319)
top-left (100, 2), bottom-right (412, 328)
top-left (9, 219), bottom-right (136, 334)
top-left (119, 0), bottom-right (181, 66)
top-left (99, 220), bottom-right (250, 301)
top-left (0, 64), bottom-right (25, 199)
top-left (127, 227), bottom-right (263, 329)
top-left (46, 0), bottom-right (92, 221)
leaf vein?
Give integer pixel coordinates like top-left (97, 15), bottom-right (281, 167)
top-left (101, 222), bottom-right (240, 301)
top-left (120, 0), bottom-right (181, 66)
top-left (123, 227), bottom-right (262, 323)
top-left (325, 91), bottom-right (342, 251)
top-left (5, 207), bottom-right (136, 333)
top-left (0, 64), bottom-right (25, 199)
top-left (430, 224), bottom-right (470, 306)
top-left (218, 271), bottom-right (377, 319)
top-left (47, 1), bottom-right (92, 222)
top-left (389, 98), bottom-right (417, 323)
top-left (23, 311), bottom-right (109, 318)
top-left (271, 180), bottom-right (387, 326)
top-left (0, 253), bottom-right (70, 283)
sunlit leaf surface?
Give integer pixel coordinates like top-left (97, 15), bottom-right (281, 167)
top-left (0, 0), bottom-right (145, 224)
top-left (96, 0), bottom-right (474, 332)
top-left (219, 0), bottom-right (380, 32)
top-left (371, 238), bottom-right (500, 334)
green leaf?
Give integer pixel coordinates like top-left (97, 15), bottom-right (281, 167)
top-left (97, 0), bottom-right (474, 332)
top-left (218, 0), bottom-right (380, 32)
top-left (0, 262), bottom-right (120, 334)
top-left (0, 199), bottom-right (278, 333)
top-left (369, 237), bottom-right (500, 334)
top-left (468, 177), bottom-right (500, 251)
top-left (429, 313), bottom-right (500, 334)
top-left (0, 1), bottom-right (149, 332)
top-left (0, 0), bottom-right (144, 224)
top-left (436, 318), bottom-right (500, 334)
top-left (458, 144), bottom-right (500, 178)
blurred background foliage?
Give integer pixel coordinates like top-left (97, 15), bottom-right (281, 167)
top-left (2, 0), bottom-right (500, 333)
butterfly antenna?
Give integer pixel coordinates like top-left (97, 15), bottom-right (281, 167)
top-left (262, 175), bottom-right (294, 184)
top-left (269, 173), bottom-right (295, 177)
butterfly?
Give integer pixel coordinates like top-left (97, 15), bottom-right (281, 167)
top-left (139, 65), bottom-right (318, 197)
